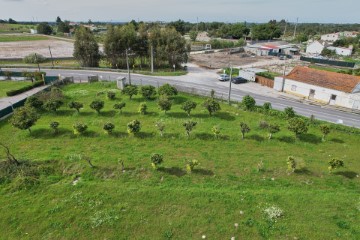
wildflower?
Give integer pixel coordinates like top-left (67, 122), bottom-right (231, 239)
top-left (239, 210), bottom-right (244, 215)
top-left (202, 235), bottom-right (206, 239)
top-left (234, 223), bottom-right (239, 228)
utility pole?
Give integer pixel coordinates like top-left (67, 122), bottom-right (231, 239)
top-left (228, 65), bottom-right (233, 104)
top-left (34, 53), bottom-right (41, 72)
top-left (126, 48), bottom-right (131, 85)
top-left (293, 17), bottom-right (299, 39)
top-left (48, 46), bottom-right (54, 67)
top-left (150, 45), bottom-right (154, 73)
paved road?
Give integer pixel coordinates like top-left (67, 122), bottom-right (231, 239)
top-left (5, 66), bottom-right (360, 128)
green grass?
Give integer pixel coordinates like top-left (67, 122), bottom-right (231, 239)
top-left (309, 65), bottom-right (344, 73)
top-left (0, 80), bottom-right (33, 97)
top-left (0, 82), bottom-right (359, 239)
top-left (0, 24), bottom-right (36, 33)
top-left (0, 34), bottom-right (48, 42)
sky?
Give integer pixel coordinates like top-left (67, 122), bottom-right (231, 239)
top-left (1, 0), bottom-right (359, 23)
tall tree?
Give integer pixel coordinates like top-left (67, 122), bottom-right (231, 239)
top-left (37, 22), bottom-right (53, 35)
top-left (73, 26), bottom-right (101, 67)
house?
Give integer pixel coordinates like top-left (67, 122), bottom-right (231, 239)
top-left (245, 41), bottom-right (299, 56)
top-left (327, 46), bottom-right (353, 56)
top-left (321, 31), bottom-right (359, 42)
top-left (306, 40), bottom-right (328, 55)
top-left (274, 66), bottom-right (360, 110)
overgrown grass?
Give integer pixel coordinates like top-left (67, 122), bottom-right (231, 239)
top-left (0, 80), bottom-right (33, 97)
top-left (0, 82), bottom-right (359, 239)
top-left (0, 34), bottom-right (48, 42)
top-left (0, 24), bottom-right (35, 33)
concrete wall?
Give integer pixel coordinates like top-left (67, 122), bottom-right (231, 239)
top-left (306, 42), bottom-right (324, 55)
top-left (327, 46), bottom-right (352, 56)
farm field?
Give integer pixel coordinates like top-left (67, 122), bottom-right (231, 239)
top-left (0, 23), bottom-right (35, 33)
top-left (0, 80), bottom-right (32, 97)
top-left (0, 82), bottom-right (359, 239)
top-left (0, 34), bottom-right (48, 42)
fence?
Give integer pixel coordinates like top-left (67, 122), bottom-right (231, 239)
top-left (300, 56), bottom-right (355, 68)
top-left (255, 76), bottom-right (274, 88)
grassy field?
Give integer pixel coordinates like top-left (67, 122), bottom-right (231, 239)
top-left (0, 82), bottom-right (359, 239)
top-left (0, 80), bottom-right (33, 97)
top-left (0, 34), bottom-right (48, 42)
top-left (0, 24), bottom-right (35, 33)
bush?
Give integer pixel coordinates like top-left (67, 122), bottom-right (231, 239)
top-left (263, 102), bottom-right (272, 111)
top-left (150, 153), bottom-right (163, 169)
top-left (103, 122), bottom-right (115, 134)
top-left (73, 123), bottom-right (88, 135)
top-left (181, 101), bottom-right (197, 116)
top-left (158, 84), bottom-right (178, 97)
top-left (320, 125), bottom-right (330, 141)
top-left (186, 160), bottom-right (199, 173)
top-left (328, 159), bottom-right (344, 173)
top-left (122, 85), bottom-right (138, 99)
top-left (140, 85), bottom-right (157, 100)
top-left (113, 102), bottom-right (126, 113)
top-left (50, 121), bottom-right (59, 133)
top-left (43, 99), bottom-right (63, 112)
top-left (288, 118), bottom-right (308, 138)
top-left (259, 121), bottom-right (269, 129)
top-left (138, 102), bottom-right (147, 115)
top-left (158, 95), bottom-right (172, 113)
top-left (240, 122), bottom-right (250, 139)
top-left (183, 120), bottom-right (197, 138)
top-left (127, 120), bottom-right (141, 135)
top-left (155, 120), bottom-right (166, 137)
top-left (10, 106), bottom-right (39, 133)
top-left (268, 124), bottom-right (280, 139)
top-left (68, 101), bottom-right (84, 113)
top-left (287, 156), bottom-right (296, 173)
top-left (284, 107), bottom-right (296, 119)
top-left (202, 98), bottom-right (221, 116)
top-left (241, 95), bottom-right (256, 111)
top-left (25, 96), bottom-right (43, 110)
top-left (23, 53), bottom-right (47, 64)
top-left (212, 125), bottom-right (221, 138)
top-left (6, 80), bottom-right (44, 97)
top-left (107, 91), bottom-right (116, 100)
top-left (90, 100), bottom-right (104, 114)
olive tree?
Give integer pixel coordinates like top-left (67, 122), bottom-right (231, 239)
top-left (73, 123), bottom-right (88, 135)
top-left (10, 106), bottom-right (39, 133)
top-left (122, 85), bottom-right (138, 99)
top-left (202, 98), bottom-right (221, 116)
top-left (186, 159), bottom-right (199, 173)
top-left (241, 95), bottom-right (256, 111)
top-left (268, 124), bottom-right (280, 139)
top-left (50, 121), bottom-right (60, 133)
top-left (158, 84), bottom-right (178, 97)
top-left (287, 156), bottom-right (297, 173)
top-left (155, 120), bottom-right (166, 137)
top-left (150, 153), bottom-right (163, 169)
top-left (328, 159), bottom-right (344, 173)
top-left (127, 120), bottom-right (141, 135)
top-left (288, 118), bottom-right (308, 139)
top-left (158, 95), bottom-right (172, 113)
top-left (68, 101), bottom-right (83, 113)
top-left (44, 99), bottom-right (63, 112)
top-left (183, 120), bottom-right (197, 138)
top-left (240, 122), bottom-right (250, 139)
top-left (181, 100), bottom-right (197, 116)
top-left (103, 122), bottom-right (115, 134)
top-left (138, 102), bottom-right (147, 115)
top-left (25, 96), bottom-right (43, 110)
top-left (320, 125), bottom-right (330, 141)
top-left (113, 102), bottom-right (126, 113)
top-left (284, 107), bottom-right (296, 119)
top-left (90, 100), bottom-right (104, 114)
top-left (212, 125), bottom-right (221, 139)
top-left (140, 85), bottom-right (157, 100)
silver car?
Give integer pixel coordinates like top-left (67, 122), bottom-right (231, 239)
top-left (218, 74), bottom-right (230, 81)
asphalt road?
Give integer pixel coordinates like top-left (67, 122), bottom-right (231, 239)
top-left (7, 67), bottom-right (360, 128)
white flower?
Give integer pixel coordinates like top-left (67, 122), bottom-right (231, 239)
top-left (271, 177), bottom-right (275, 181)
top-left (264, 206), bottom-right (283, 221)
top-left (202, 235), bottom-right (206, 239)
top-left (234, 223), bottom-right (239, 228)
top-left (239, 210), bottom-right (244, 215)
top-left (231, 237), bottom-right (235, 240)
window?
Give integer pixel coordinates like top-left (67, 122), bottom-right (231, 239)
top-left (291, 85), bottom-right (297, 91)
top-left (331, 94), bottom-right (337, 101)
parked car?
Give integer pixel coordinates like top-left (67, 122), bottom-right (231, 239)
top-left (231, 77), bottom-right (247, 84)
top-left (218, 74), bottom-right (230, 81)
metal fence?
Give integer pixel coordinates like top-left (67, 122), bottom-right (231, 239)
top-left (300, 56), bottom-right (355, 68)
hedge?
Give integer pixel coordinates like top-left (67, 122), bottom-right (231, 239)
top-left (6, 80), bottom-right (44, 96)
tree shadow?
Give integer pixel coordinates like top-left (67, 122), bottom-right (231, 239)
top-left (158, 167), bottom-right (186, 177)
top-left (219, 134), bottom-right (230, 140)
top-left (195, 133), bottom-right (214, 140)
top-left (164, 133), bottom-right (180, 139)
top-left (192, 169), bottom-right (214, 176)
top-left (298, 134), bottom-right (322, 144)
top-left (330, 138), bottom-right (345, 144)
top-left (145, 111), bottom-right (159, 117)
top-left (334, 171), bottom-right (358, 179)
top-left (249, 134), bottom-right (265, 142)
top-left (112, 131), bottom-right (128, 138)
top-left (215, 112), bottom-right (236, 121)
top-left (122, 111), bottom-right (140, 117)
top-left (294, 168), bottom-right (312, 175)
top-left (172, 96), bottom-right (188, 105)
top-left (72, 130), bottom-right (99, 138)
top-left (100, 110), bottom-right (117, 117)
top-left (192, 113), bottom-right (210, 119)
top-left (75, 111), bottom-right (94, 117)
top-left (135, 132), bottom-right (155, 139)
top-left (54, 109), bottom-right (74, 116)
top-left (167, 112), bottom-right (189, 119)
top-left (278, 136), bottom-right (295, 144)
top-left (30, 128), bottom-right (72, 139)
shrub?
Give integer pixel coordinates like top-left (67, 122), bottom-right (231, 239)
top-left (288, 118), bottom-right (308, 138)
top-left (10, 106), bottom-right (39, 133)
top-left (240, 122), bottom-right (250, 139)
top-left (73, 123), bottom-right (88, 135)
top-left (284, 107), bottom-right (296, 119)
top-left (212, 125), bottom-right (221, 139)
top-left (127, 120), bottom-right (141, 135)
top-left (113, 102), bottom-right (126, 113)
top-left (150, 153), bottom-right (163, 169)
top-left (181, 100), bottom-right (197, 116)
top-left (155, 120), bottom-right (166, 137)
top-left (138, 102), bottom-right (147, 115)
top-left (122, 85), bottom-right (138, 99)
top-left (140, 85), bottom-right (156, 100)
top-left (50, 121), bottom-right (59, 133)
top-left (25, 95), bottom-right (43, 110)
top-left (103, 122), bottom-right (115, 134)
top-left (90, 100), bottom-right (104, 114)
top-left (328, 159), bottom-right (344, 173)
top-left (242, 95), bottom-right (256, 111)
top-left (43, 99), bottom-right (63, 112)
top-left (23, 53), bottom-right (47, 64)
top-left (263, 102), bottom-right (272, 111)
top-left (264, 206), bottom-right (283, 222)
top-left (202, 98), bottom-right (221, 116)
top-left (6, 80), bottom-right (44, 97)
top-left (68, 101), bottom-right (83, 113)
top-left (320, 125), bottom-right (330, 141)
top-left (158, 95), bottom-right (172, 113)
top-left (268, 124), bottom-right (280, 139)
top-left (158, 84), bottom-right (178, 97)
top-left (186, 160), bottom-right (199, 173)
top-left (183, 120), bottom-right (197, 138)
top-left (107, 91), bottom-right (116, 100)
top-left (287, 156), bottom-right (296, 173)
top-left (259, 121), bottom-right (269, 129)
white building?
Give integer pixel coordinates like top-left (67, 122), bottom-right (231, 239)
top-left (327, 46), bottom-right (353, 56)
top-left (238, 68), bottom-right (267, 82)
top-left (30, 29), bottom-right (38, 34)
top-left (306, 40), bottom-right (328, 55)
top-left (321, 31), bottom-right (359, 42)
top-left (274, 66), bottom-right (360, 110)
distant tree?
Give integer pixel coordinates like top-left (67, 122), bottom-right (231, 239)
top-left (4, 71), bottom-right (12, 80)
top-left (251, 21), bottom-right (282, 40)
top-left (44, 99), bottom-right (63, 112)
top-left (140, 85), bottom-right (157, 100)
top-left (168, 19), bottom-right (186, 35)
top-left (103, 122), bottom-right (115, 134)
top-left (113, 102), bottom-right (126, 113)
top-left (8, 18), bottom-right (17, 24)
top-left (68, 101), bottom-right (83, 113)
top-left (288, 118), bottom-right (308, 138)
top-left (50, 121), bottom-right (60, 133)
top-left (230, 23), bottom-right (250, 39)
top-left (183, 120), bottom-right (197, 138)
top-left (127, 120), bottom-right (141, 135)
top-left (73, 26), bottom-right (101, 67)
top-left (57, 21), bottom-right (70, 33)
top-left (10, 106), bottom-right (39, 133)
top-left (138, 102), bottom-right (147, 115)
top-left (189, 30), bottom-right (198, 41)
top-left (122, 85), bottom-right (138, 99)
top-left (158, 84), bottom-right (178, 97)
top-left (242, 95), bottom-right (256, 111)
top-left (37, 22), bottom-right (53, 35)
top-left (150, 153), bottom-right (163, 169)
top-left (73, 123), bottom-right (88, 135)
top-left (158, 95), bottom-right (172, 113)
top-left (320, 125), bottom-right (330, 141)
top-left (56, 16), bottom-right (62, 24)
top-left (23, 53), bottom-right (47, 64)
top-left (155, 120), bottom-right (166, 137)
top-left (268, 124), bottom-right (280, 139)
top-left (90, 100), bottom-right (104, 114)
top-left (181, 100), bottom-right (197, 116)
top-left (240, 122), bottom-right (250, 139)
top-left (202, 98), bottom-right (221, 116)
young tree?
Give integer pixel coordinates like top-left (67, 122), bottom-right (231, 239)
top-left (320, 125), bottom-right (330, 141)
top-left (186, 159), bottom-right (199, 173)
top-left (155, 120), bottom-right (166, 137)
top-left (189, 30), bottom-right (198, 41)
top-left (10, 107), bottom-right (39, 133)
top-left (158, 84), bottom-right (178, 97)
top-left (240, 122), bottom-right (251, 139)
top-left (212, 125), bottom-right (221, 139)
top-left (140, 85), bottom-right (157, 100)
top-left (44, 99), bottom-right (63, 112)
top-left (287, 156), bottom-right (296, 173)
top-left (183, 120), bottom-right (197, 138)
top-left (73, 123), bottom-right (88, 135)
top-left (328, 158), bottom-right (344, 173)
top-left (127, 120), bottom-right (141, 135)
top-left (138, 102), bottom-right (147, 115)
top-left (150, 153), bottom-right (163, 169)
top-left (288, 118), bottom-right (308, 139)
top-left (284, 107), bottom-right (296, 119)
top-left (103, 122), bottom-right (115, 134)
top-left (107, 91), bottom-right (116, 100)
top-left (202, 98), bottom-right (221, 116)
top-left (37, 22), bottom-right (53, 35)
top-left (68, 101), bottom-right (83, 113)
top-left (50, 121), bottom-right (60, 133)
top-left (268, 124), bottom-right (280, 139)
top-left (25, 95), bottom-right (43, 110)
top-left (114, 102), bottom-right (126, 113)
top-left (122, 85), bottom-right (138, 99)
top-left (263, 102), bottom-right (272, 111)
top-left (73, 26), bottom-right (101, 67)
top-left (241, 95), bottom-right (256, 111)
top-left (158, 95), bottom-right (172, 113)
top-left (90, 100), bottom-right (104, 114)
top-left (181, 100), bottom-right (197, 116)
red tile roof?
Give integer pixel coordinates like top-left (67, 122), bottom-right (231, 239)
top-left (286, 66), bottom-right (360, 93)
